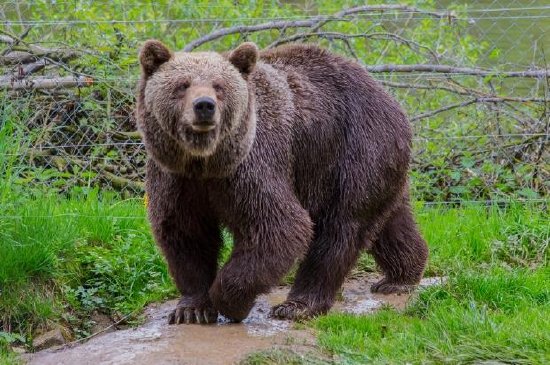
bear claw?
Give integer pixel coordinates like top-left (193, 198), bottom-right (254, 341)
top-left (168, 306), bottom-right (218, 325)
top-left (270, 300), bottom-right (314, 321)
top-left (370, 278), bottom-right (417, 294)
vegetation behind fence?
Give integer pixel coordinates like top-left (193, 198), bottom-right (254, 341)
top-left (1, 0), bottom-right (548, 203)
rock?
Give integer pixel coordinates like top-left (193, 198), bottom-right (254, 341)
top-left (32, 328), bottom-right (66, 350)
top-left (90, 312), bottom-right (115, 335)
top-left (11, 346), bottom-right (27, 354)
top-left (419, 276), bottom-right (448, 288)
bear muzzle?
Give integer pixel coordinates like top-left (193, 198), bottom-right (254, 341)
top-left (192, 96), bottom-right (217, 132)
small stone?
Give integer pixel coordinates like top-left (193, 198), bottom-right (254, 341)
top-left (419, 276), bottom-right (448, 288)
top-left (10, 346), bottom-right (27, 354)
top-left (90, 313), bottom-right (115, 335)
top-left (32, 329), bottom-right (66, 350)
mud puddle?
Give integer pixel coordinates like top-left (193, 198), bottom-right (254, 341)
top-left (24, 276), bottom-right (444, 365)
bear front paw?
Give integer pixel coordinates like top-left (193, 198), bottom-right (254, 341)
top-left (270, 300), bottom-right (321, 320)
top-left (168, 296), bottom-right (218, 325)
top-left (370, 278), bottom-right (417, 294)
top-left (209, 275), bottom-right (256, 322)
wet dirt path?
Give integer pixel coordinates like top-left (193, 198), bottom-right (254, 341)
top-left (24, 276), bottom-right (444, 365)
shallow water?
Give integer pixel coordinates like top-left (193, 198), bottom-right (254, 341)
top-left (25, 276), bottom-right (444, 365)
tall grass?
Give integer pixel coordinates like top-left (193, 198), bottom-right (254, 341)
top-left (315, 267), bottom-right (550, 364)
top-left (416, 203), bottom-right (549, 275)
top-left (314, 204), bottom-right (549, 364)
top-left (0, 101), bottom-right (31, 203)
top-left (0, 192), bottom-right (175, 343)
top-left (0, 112), bottom-right (174, 345)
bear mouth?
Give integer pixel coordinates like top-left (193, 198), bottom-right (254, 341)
top-left (180, 126), bottom-right (220, 157)
top-left (190, 121), bottom-right (217, 133)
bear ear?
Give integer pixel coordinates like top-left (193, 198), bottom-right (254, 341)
top-left (139, 40), bottom-right (172, 77)
top-left (228, 42), bottom-right (258, 75)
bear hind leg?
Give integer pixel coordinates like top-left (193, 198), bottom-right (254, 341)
top-left (370, 202), bottom-right (428, 294)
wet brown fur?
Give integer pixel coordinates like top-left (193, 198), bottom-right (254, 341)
top-left (137, 40), bottom-right (428, 323)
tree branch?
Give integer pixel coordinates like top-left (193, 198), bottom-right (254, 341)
top-left (183, 19), bottom-right (323, 51)
top-left (410, 99), bottom-right (477, 121)
top-left (14, 58), bottom-right (48, 78)
top-left (409, 96), bottom-right (549, 122)
top-left (379, 80), bottom-right (548, 102)
top-left (0, 76), bottom-right (93, 90)
top-left (0, 27), bottom-right (33, 55)
top-left (366, 64), bottom-right (550, 78)
top-left (0, 46), bottom-right (78, 65)
top-left (267, 31), bottom-right (439, 61)
top-left (183, 5), bottom-right (453, 51)
top-left (308, 5), bottom-right (454, 33)
top-left (0, 35), bottom-right (14, 44)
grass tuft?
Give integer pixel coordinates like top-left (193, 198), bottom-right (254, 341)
top-left (240, 348), bottom-right (330, 365)
top-left (0, 191), bottom-right (176, 347)
top-left (316, 288), bottom-right (549, 363)
top-left (313, 203), bottom-right (549, 364)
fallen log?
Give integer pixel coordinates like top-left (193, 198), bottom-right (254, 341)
top-left (0, 48), bottom-right (78, 65)
top-left (366, 64), bottom-right (550, 78)
top-left (0, 75), bottom-right (93, 90)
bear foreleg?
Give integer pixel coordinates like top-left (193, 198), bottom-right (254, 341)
top-left (209, 193), bottom-right (313, 322)
top-left (146, 160), bottom-right (222, 324)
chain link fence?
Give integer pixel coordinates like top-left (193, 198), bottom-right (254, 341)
top-left (1, 0), bottom-right (548, 203)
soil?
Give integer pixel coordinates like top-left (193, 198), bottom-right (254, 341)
top-left (23, 275), bottom-right (444, 365)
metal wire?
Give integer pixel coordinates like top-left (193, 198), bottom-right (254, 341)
top-left (1, 1), bottom-right (548, 201)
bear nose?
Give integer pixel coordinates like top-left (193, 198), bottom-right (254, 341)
top-left (193, 96), bottom-right (216, 121)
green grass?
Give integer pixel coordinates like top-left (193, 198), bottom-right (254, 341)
top-left (0, 190), bottom-right (175, 351)
top-left (0, 350), bottom-right (19, 365)
top-left (314, 269), bottom-right (549, 364)
top-left (313, 204), bottom-right (549, 365)
top-left (0, 187), bottom-right (548, 364)
top-left (240, 348), bottom-right (331, 365)
top-left (416, 203), bottom-right (548, 275)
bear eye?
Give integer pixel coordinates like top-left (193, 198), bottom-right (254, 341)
top-left (175, 82), bottom-right (190, 94)
top-left (213, 83), bottom-right (224, 92)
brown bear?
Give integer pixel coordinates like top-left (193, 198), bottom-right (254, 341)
top-left (136, 40), bottom-right (428, 324)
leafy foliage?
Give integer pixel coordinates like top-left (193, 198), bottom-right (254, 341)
top-left (1, 0), bottom-right (547, 200)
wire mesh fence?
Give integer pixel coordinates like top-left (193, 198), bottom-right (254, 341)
top-left (1, 0), bottom-right (548, 203)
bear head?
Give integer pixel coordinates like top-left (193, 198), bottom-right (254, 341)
top-left (138, 40), bottom-right (258, 166)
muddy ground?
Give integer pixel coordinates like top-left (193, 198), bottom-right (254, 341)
top-left (23, 275), bottom-right (444, 365)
